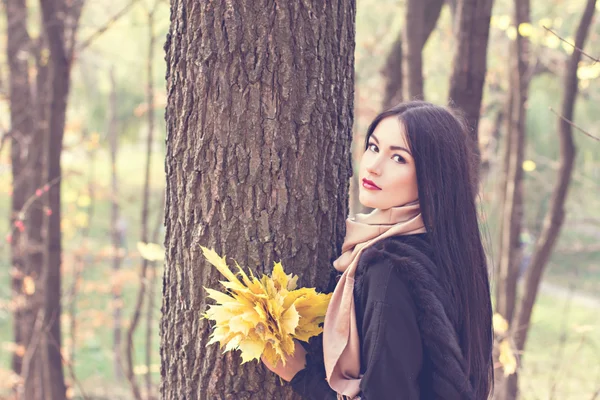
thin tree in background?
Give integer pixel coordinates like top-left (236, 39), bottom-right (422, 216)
top-left (495, 0), bottom-right (530, 339)
top-left (382, 0), bottom-right (444, 110)
top-left (5, 0), bottom-right (83, 397)
top-left (125, 2), bottom-right (161, 398)
top-left (145, 195), bottom-right (164, 399)
top-left (144, 2), bottom-right (160, 397)
top-left (500, 0), bottom-right (598, 398)
top-left (4, 0), bottom-right (44, 395)
top-left (448, 0), bottom-right (494, 175)
top-left (39, 0), bottom-right (84, 398)
top-left (160, 1), bottom-right (355, 398)
top-left (402, 0), bottom-right (426, 100)
top-left (107, 68), bottom-right (124, 381)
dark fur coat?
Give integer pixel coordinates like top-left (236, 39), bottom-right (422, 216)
top-left (290, 234), bottom-right (479, 399)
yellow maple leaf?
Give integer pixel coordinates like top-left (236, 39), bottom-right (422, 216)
top-left (200, 247), bottom-right (332, 366)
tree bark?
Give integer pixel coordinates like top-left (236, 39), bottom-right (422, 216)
top-left (503, 0), bottom-right (597, 398)
top-left (448, 0), bottom-right (494, 176)
top-left (39, 0), bottom-right (82, 397)
top-left (160, 1), bottom-right (355, 399)
top-left (4, 0), bottom-right (45, 398)
top-left (494, 1), bottom-right (530, 397)
top-left (382, 0), bottom-right (444, 110)
top-left (402, 0), bottom-right (425, 100)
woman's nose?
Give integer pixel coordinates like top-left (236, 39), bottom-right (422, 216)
top-left (365, 156), bottom-right (382, 176)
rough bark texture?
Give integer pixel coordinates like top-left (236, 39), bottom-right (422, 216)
top-left (160, 1), bottom-right (355, 399)
top-left (503, 0), bottom-right (597, 397)
top-left (382, 0), bottom-right (444, 110)
top-left (496, 0), bottom-right (530, 330)
top-left (448, 0), bottom-right (494, 175)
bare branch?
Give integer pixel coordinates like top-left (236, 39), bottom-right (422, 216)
top-left (543, 26), bottom-right (600, 63)
top-left (549, 107), bottom-right (600, 142)
top-left (77, 0), bottom-right (141, 51)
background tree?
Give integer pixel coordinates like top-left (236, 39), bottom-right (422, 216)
top-left (126, 2), bottom-right (160, 398)
top-left (448, 0), bottom-right (494, 173)
top-left (107, 68), bottom-right (124, 382)
top-left (382, 0), bottom-right (445, 109)
top-left (160, 1), bottom-right (355, 398)
top-left (39, 0), bottom-right (84, 398)
top-left (495, 0), bottom-right (530, 348)
top-left (4, 0), bottom-right (44, 395)
top-left (4, 0), bottom-right (83, 398)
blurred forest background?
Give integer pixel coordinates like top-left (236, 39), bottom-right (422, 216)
top-left (0, 0), bottom-right (599, 399)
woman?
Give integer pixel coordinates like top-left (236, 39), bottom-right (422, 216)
top-left (263, 101), bottom-right (494, 399)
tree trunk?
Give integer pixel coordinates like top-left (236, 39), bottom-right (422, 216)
top-left (382, 0), bottom-right (444, 110)
top-left (160, 1), bottom-right (355, 399)
top-left (494, 1), bottom-right (530, 397)
top-left (402, 0), bottom-right (425, 100)
top-left (4, 0), bottom-right (44, 398)
top-left (39, 0), bottom-right (81, 397)
top-left (503, 0), bottom-right (597, 397)
top-left (448, 0), bottom-right (494, 176)
top-left (496, 0), bottom-right (530, 330)
top-left (382, 36), bottom-right (404, 109)
top-left (108, 68), bottom-right (124, 382)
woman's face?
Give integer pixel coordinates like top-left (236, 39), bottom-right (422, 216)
top-left (358, 117), bottom-right (419, 210)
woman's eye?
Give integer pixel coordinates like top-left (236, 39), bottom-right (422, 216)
top-left (368, 143), bottom-right (378, 152)
top-left (392, 154), bottom-right (406, 164)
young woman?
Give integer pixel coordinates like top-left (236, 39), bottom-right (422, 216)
top-left (263, 101), bottom-right (494, 399)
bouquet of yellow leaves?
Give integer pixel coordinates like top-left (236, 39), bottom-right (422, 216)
top-left (200, 246), bottom-right (332, 366)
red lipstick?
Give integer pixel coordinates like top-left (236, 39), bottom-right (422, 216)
top-left (362, 178), bottom-right (381, 190)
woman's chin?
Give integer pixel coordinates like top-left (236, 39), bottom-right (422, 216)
top-left (358, 192), bottom-right (378, 209)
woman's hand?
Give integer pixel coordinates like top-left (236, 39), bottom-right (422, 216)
top-left (261, 340), bottom-right (307, 382)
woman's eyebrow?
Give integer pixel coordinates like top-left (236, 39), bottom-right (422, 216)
top-left (370, 134), bottom-right (412, 154)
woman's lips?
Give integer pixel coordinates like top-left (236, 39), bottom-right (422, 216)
top-left (362, 178), bottom-right (381, 190)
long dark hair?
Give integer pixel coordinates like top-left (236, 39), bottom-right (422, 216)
top-left (365, 101), bottom-right (494, 398)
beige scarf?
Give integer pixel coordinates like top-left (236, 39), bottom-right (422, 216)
top-left (323, 201), bottom-right (426, 399)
